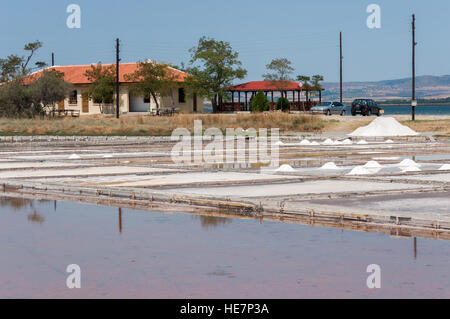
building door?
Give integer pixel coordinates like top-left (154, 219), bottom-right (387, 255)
top-left (82, 95), bottom-right (89, 113)
top-left (193, 93), bottom-right (197, 112)
top-left (58, 100), bottom-right (65, 111)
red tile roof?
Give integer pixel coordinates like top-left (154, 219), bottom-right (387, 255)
top-left (230, 81), bottom-right (323, 91)
top-left (26, 63), bottom-right (188, 85)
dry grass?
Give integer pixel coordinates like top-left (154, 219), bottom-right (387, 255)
top-left (0, 113), bottom-right (329, 136)
top-left (400, 119), bottom-right (450, 133)
top-left (1, 114), bottom-right (447, 136)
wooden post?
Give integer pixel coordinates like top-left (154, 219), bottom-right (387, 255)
top-left (238, 91), bottom-right (241, 111)
top-left (319, 90), bottom-right (322, 103)
top-left (245, 91), bottom-right (248, 110)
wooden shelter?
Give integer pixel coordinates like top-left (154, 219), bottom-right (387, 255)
top-left (219, 81), bottom-right (324, 112)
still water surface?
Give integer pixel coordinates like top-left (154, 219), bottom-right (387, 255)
top-left (0, 196), bottom-right (449, 298)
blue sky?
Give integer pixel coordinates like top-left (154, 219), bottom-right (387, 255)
top-left (1, 0), bottom-right (449, 82)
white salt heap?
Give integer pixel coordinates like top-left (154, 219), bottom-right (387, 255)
top-left (322, 138), bottom-right (334, 145)
top-left (310, 141), bottom-right (320, 146)
top-left (275, 141), bottom-right (285, 146)
top-left (347, 166), bottom-right (372, 175)
top-left (398, 159), bottom-right (420, 167)
top-left (299, 139), bottom-right (311, 145)
top-left (275, 164), bottom-right (296, 172)
top-left (401, 165), bottom-right (421, 172)
top-left (68, 154), bottom-right (81, 159)
top-left (349, 117), bottom-right (418, 137)
top-left (385, 139), bottom-right (394, 144)
top-left (103, 154), bottom-right (113, 158)
top-left (357, 140), bottom-right (368, 145)
top-left (342, 139), bottom-right (353, 145)
top-left (363, 161), bottom-right (382, 169)
top-left (320, 162), bottom-right (339, 170)
top-left (439, 164), bottom-right (450, 171)
top-left (333, 140), bottom-right (343, 145)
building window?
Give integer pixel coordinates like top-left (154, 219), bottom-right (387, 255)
top-left (178, 88), bottom-right (186, 103)
top-left (69, 90), bottom-right (78, 104)
top-left (144, 96), bottom-right (151, 104)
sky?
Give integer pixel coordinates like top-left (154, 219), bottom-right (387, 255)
top-left (1, 0), bottom-right (449, 83)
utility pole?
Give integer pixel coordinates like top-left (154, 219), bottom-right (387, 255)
top-left (412, 14), bottom-right (417, 121)
top-left (51, 52), bottom-right (55, 67)
top-left (340, 32), bottom-right (343, 103)
top-left (116, 38), bottom-right (121, 119)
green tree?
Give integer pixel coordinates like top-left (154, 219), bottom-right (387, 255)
top-left (125, 60), bottom-right (179, 114)
top-left (30, 69), bottom-right (73, 113)
top-left (0, 79), bottom-right (34, 117)
top-left (84, 63), bottom-right (116, 113)
top-left (311, 74), bottom-right (324, 90)
top-left (263, 58), bottom-right (294, 82)
top-left (276, 96), bottom-right (290, 112)
top-left (296, 75), bottom-right (311, 89)
top-left (0, 41), bottom-right (46, 83)
top-left (183, 37), bottom-right (247, 113)
top-left (251, 91), bottom-right (270, 112)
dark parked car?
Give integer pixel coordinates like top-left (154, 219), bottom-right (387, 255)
top-left (351, 99), bottom-right (384, 116)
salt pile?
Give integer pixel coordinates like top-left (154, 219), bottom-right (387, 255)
top-left (398, 159), bottom-right (420, 167)
top-left (401, 165), bottom-right (421, 172)
top-left (347, 166), bottom-right (372, 175)
top-left (68, 154), bottom-right (81, 159)
top-left (103, 154), bottom-right (113, 158)
top-left (356, 140), bottom-right (368, 145)
top-left (342, 139), bottom-right (353, 145)
top-left (322, 138), bottom-right (334, 145)
top-left (349, 117), bottom-right (418, 137)
top-left (320, 162), bottom-right (339, 170)
top-left (299, 139), bottom-right (311, 145)
top-left (310, 141), bottom-right (320, 146)
top-left (439, 164), bottom-right (450, 171)
top-left (385, 139), bottom-right (394, 144)
top-left (333, 140), bottom-right (343, 145)
top-left (275, 141), bottom-right (285, 146)
top-left (275, 164), bottom-right (296, 172)
top-left (363, 161), bottom-right (382, 169)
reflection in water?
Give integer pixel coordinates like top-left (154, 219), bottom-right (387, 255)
top-left (0, 197), bottom-right (49, 224)
top-left (414, 237), bottom-right (418, 259)
top-left (0, 197), bottom-right (34, 210)
top-left (27, 210), bottom-right (45, 224)
top-left (193, 215), bottom-right (232, 229)
top-left (118, 208), bottom-right (123, 234)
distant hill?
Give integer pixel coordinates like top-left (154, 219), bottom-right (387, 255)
top-left (322, 75), bottom-right (450, 101)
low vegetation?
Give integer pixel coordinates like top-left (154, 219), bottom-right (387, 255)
top-left (0, 113), bottom-right (328, 136)
top-left (401, 119), bottom-right (450, 133)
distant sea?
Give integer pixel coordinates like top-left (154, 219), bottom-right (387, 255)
top-left (346, 105), bottom-right (450, 115)
top-left (203, 104), bottom-right (450, 115)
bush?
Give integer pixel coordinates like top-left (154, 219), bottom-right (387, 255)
top-left (276, 96), bottom-right (290, 112)
top-left (251, 91), bottom-right (270, 112)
